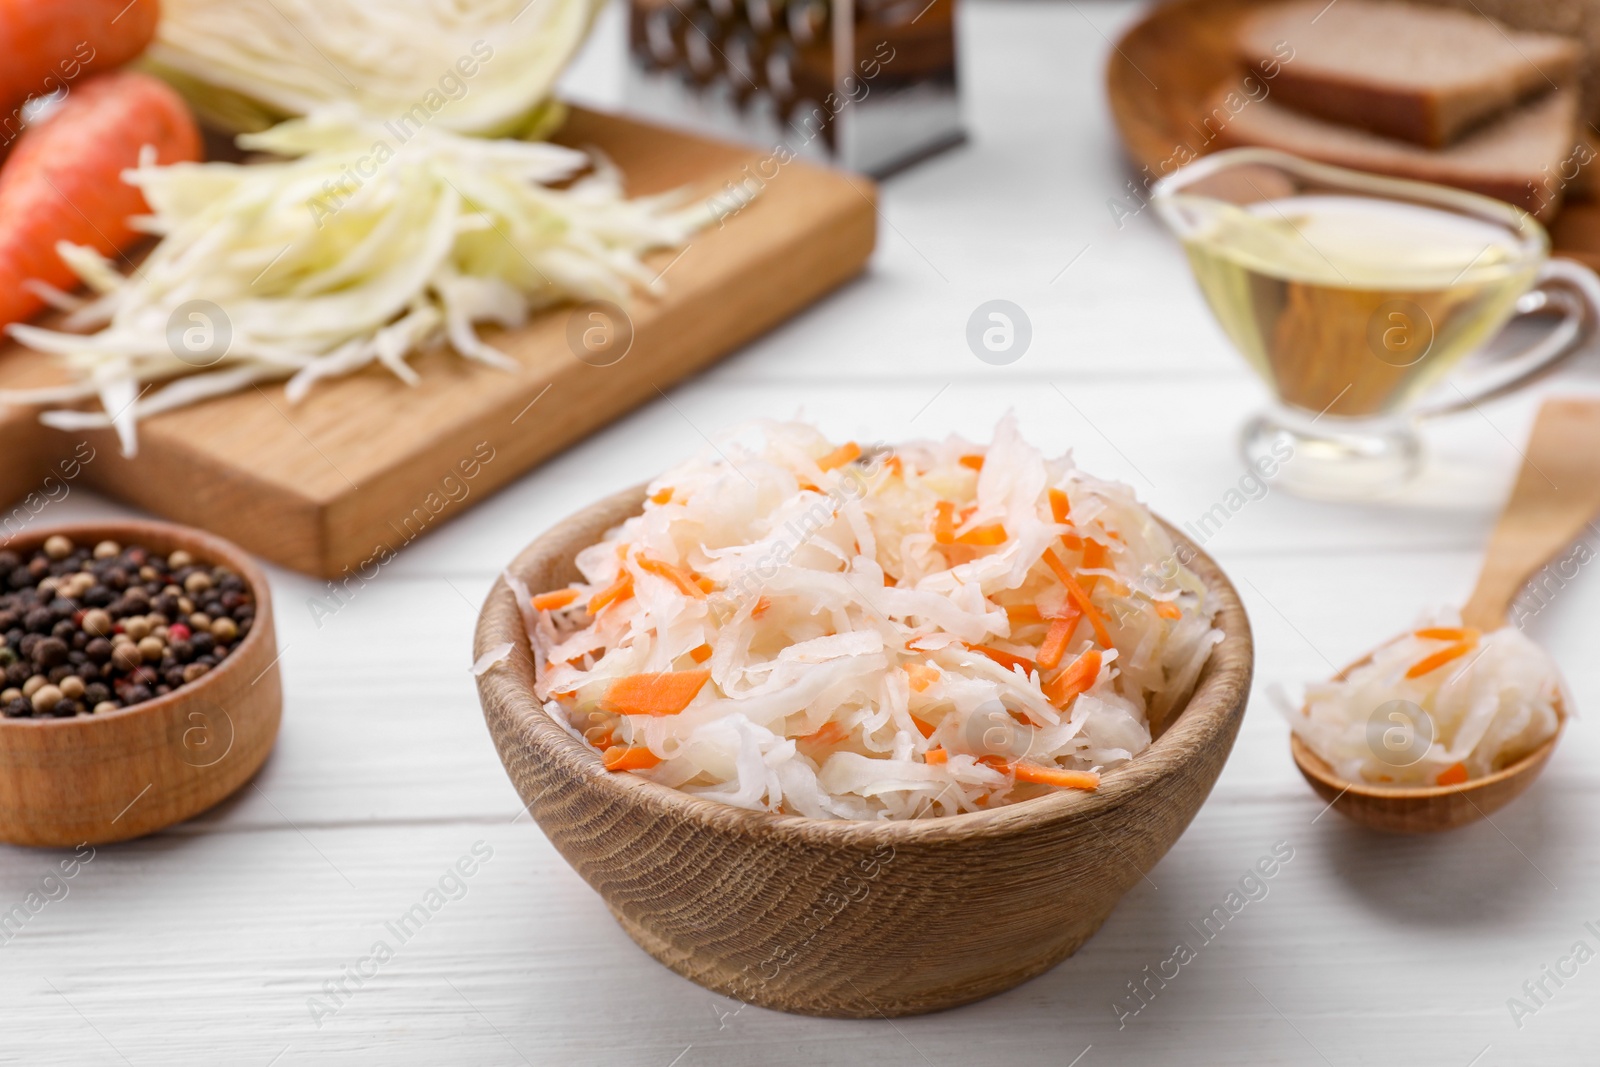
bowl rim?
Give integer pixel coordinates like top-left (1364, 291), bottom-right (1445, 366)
top-left (476, 485), bottom-right (1254, 845)
top-left (0, 519), bottom-right (275, 730)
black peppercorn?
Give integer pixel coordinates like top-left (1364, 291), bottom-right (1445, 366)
top-left (0, 537), bottom-right (252, 716)
top-left (32, 637), bottom-right (68, 668)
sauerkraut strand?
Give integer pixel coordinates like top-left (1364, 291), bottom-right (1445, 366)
top-left (521, 416), bottom-right (1223, 820)
top-left (1289, 609), bottom-right (1564, 786)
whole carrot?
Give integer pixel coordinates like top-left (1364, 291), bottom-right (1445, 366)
top-left (0, 0), bottom-right (161, 145)
top-left (0, 70), bottom-right (200, 329)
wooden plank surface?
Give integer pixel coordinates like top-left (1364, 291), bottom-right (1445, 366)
top-left (0, 107), bottom-right (877, 579)
top-left (5, 1), bottom-right (1600, 1063)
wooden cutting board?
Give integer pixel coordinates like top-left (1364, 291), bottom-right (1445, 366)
top-left (0, 107), bottom-right (877, 578)
top-left (1105, 0), bottom-right (1600, 272)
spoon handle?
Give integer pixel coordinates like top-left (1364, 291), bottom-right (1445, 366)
top-left (1462, 397), bottom-right (1600, 631)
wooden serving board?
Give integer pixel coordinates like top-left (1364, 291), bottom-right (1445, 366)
top-left (1105, 0), bottom-right (1600, 272)
top-left (0, 107), bottom-right (877, 578)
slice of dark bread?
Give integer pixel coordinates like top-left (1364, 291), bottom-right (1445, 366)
top-left (1238, 0), bottom-right (1581, 147)
top-left (1417, 0), bottom-right (1600, 125)
top-left (1209, 83), bottom-right (1581, 219)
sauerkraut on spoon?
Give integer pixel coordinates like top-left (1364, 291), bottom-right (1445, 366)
top-left (1289, 610), bottom-right (1565, 788)
top-left (519, 416), bottom-right (1223, 820)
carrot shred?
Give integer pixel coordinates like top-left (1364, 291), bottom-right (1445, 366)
top-left (1001, 761), bottom-right (1100, 791)
top-left (885, 455), bottom-right (903, 477)
top-left (1405, 639), bottom-right (1476, 679)
top-left (1005, 603), bottom-right (1044, 624)
top-left (751, 595), bottom-right (772, 619)
top-left (1080, 540), bottom-right (1108, 595)
top-left (688, 643), bottom-right (713, 664)
top-left (1059, 533), bottom-right (1084, 551)
top-left (956, 523), bottom-right (1007, 546)
top-left (910, 714), bottom-right (937, 738)
top-left (1042, 550), bottom-right (1112, 648)
top-left (817, 441), bottom-right (861, 472)
top-left (883, 572), bottom-right (897, 587)
top-left (925, 747), bottom-right (949, 764)
top-left (650, 487), bottom-right (674, 505)
top-left (603, 746), bottom-right (662, 771)
top-left (1415, 627), bottom-right (1478, 642)
top-left (905, 662), bottom-right (940, 692)
top-left (531, 588), bottom-right (578, 611)
top-left (803, 721), bottom-right (848, 746)
top-left (958, 454), bottom-right (984, 471)
top-left (1043, 648), bottom-right (1101, 708)
top-left (1155, 601), bottom-right (1182, 621)
top-left (1035, 607), bottom-right (1083, 671)
top-left (966, 643), bottom-right (1037, 675)
top-left (933, 501), bottom-right (957, 544)
top-left (636, 555), bottom-right (707, 599)
top-left (1436, 762), bottom-right (1469, 787)
top-left (1048, 487), bottom-right (1071, 524)
top-left (601, 670), bottom-right (712, 716)
top-left (587, 572), bottom-right (633, 614)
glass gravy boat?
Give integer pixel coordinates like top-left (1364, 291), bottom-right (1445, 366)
top-left (1153, 149), bottom-right (1600, 499)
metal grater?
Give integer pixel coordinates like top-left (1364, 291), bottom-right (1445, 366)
top-left (625, 0), bottom-right (965, 178)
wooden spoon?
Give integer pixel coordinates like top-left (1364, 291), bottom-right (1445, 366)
top-left (1292, 397), bottom-right (1600, 833)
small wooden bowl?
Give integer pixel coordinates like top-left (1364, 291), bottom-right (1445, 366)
top-left (475, 486), bottom-right (1253, 1017)
top-left (0, 521), bottom-right (281, 848)
top-left (1290, 701), bottom-right (1565, 834)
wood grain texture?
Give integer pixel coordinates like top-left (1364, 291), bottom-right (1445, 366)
top-left (0, 106), bottom-right (877, 580)
top-left (1105, 0), bottom-right (1600, 266)
top-left (473, 485), bottom-right (1254, 1017)
top-left (0, 521), bottom-right (280, 847)
top-left (1462, 396), bottom-right (1600, 629)
top-left (1291, 724), bottom-right (1562, 833)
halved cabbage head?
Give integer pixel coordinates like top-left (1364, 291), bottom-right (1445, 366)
top-left (144, 0), bottom-right (604, 136)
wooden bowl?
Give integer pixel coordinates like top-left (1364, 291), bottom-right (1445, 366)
top-left (0, 521), bottom-right (281, 847)
top-left (1290, 697), bottom-right (1566, 835)
top-left (474, 486), bottom-right (1254, 1017)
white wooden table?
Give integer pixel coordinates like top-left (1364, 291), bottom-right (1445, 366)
top-left (7, 2), bottom-right (1599, 1063)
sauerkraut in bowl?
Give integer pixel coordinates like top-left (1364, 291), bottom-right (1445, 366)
top-left (514, 416), bottom-right (1224, 820)
top-left (1290, 610), bottom-right (1565, 788)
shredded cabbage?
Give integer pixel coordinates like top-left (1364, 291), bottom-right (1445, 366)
top-left (526, 416), bottom-right (1223, 820)
top-left (2, 110), bottom-right (713, 455)
top-left (144, 0), bottom-right (602, 136)
top-left (1290, 610), bottom-right (1564, 786)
